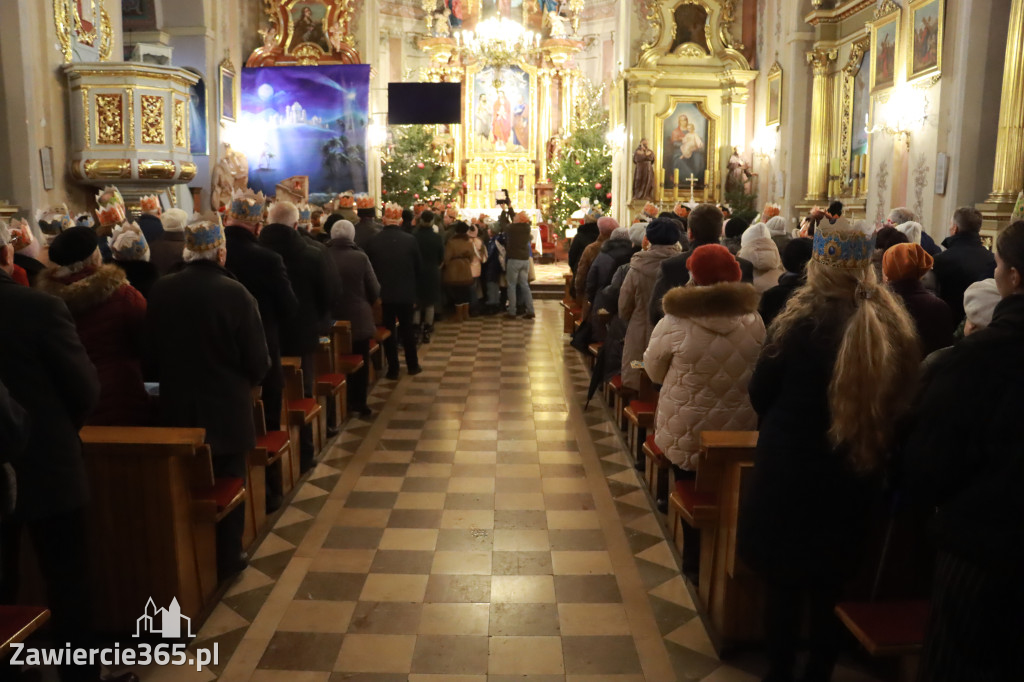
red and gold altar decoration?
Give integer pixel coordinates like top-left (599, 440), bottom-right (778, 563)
top-left (246, 0), bottom-right (361, 67)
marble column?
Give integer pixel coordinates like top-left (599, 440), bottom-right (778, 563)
top-left (804, 47), bottom-right (837, 201)
top-left (985, 0), bottom-right (1024, 204)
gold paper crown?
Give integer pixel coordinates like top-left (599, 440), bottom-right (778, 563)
top-left (140, 195), bottom-right (161, 214)
top-left (355, 195), bottom-right (376, 209)
top-left (227, 188), bottom-right (268, 224)
top-left (382, 202), bottom-right (403, 225)
top-left (95, 186), bottom-right (126, 227)
top-left (673, 203), bottom-right (689, 217)
top-left (337, 192), bottom-right (355, 209)
top-left (642, 202), bottom-right (659, 218)
top-left (514, 211), bottom-right (530, 224)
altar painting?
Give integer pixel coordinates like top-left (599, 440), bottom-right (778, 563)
top-left (471, 66), bottom-right (531, 154)
top-left (850, 50), bottom-right (870, 174)
top-left (288, 1), bottom-right (331, 53)
top-left (661, 101), bottom-right (711, 190)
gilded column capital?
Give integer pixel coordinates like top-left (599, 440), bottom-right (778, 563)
top-left (986, 0), bottom-right (1024, 204)
top-left (806, 48), bottom-right (838, 76)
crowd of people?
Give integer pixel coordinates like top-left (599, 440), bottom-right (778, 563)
top-left (569, 199), bottom-right (1019, 682)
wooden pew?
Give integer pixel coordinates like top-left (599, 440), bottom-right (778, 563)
top-left (281, 357), bottom-right (324, 467)
top-left (642, 435), bottom-right (671, 514)
top-left (253, 392), bottom-right (295, 496)
top-left (0, 607), bottom-right (49, 655)
top-left (835, 601), bottom-right (929, 682)
top-left (78, 427), bottom-right (232, 633)
top-left (313, 335), bottom-right (347, 436)
top-left (667, 430), bottom-right (761, 643)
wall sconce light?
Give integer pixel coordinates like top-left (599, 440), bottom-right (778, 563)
top-left (367, 122), bottom-right (388, 150)
top-left (751, 128), bottom-right (777, 160)
top-left (866, 84), bottom-right (928, 150)
top-left (605, 125), bottom-right (627, 151)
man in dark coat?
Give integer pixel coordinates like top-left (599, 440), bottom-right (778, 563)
top-left (149, 207), bottom-right (189, 275)
top-left (365, 217), bottom-right (424, 379)
top-left (568, 218), bottom-right (600, 284)
top-left (584, 227), bottom-right (635, 304)
top-left (648, 203), bottom-right (754, 325)
top-left (759, 237), bottom-right (813, 327)
top-left (933, 207), bottom-right (996, 323)
top-left (354, 203), bottom-right (382, 250)
top-left (146, 221), bottom-right (270, 581)
top-left (0, 224), bottom-right (137, 682)
top-left (903, 220), bottom-right (1024, 681)
top-left (412, 211), bottom-right (444, 343)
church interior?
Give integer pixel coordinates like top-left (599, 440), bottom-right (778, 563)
top-left (0, 0), bottom-right (1022, 681)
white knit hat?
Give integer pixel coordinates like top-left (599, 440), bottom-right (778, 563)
top-left (331, 219), bottom-right (355, 241)
top-left (963, 279), bottom-right (1001, 328)
top-left (765, 216), bottom-right (787, 236)
top-left (741, 222), bottom-right (771, 247)
top-left (162, 208), bottom-right (189, 233)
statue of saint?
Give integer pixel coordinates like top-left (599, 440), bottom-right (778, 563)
top-left (726, 147), bottom-right (753, 194)
top-left (546, 129), bottom-right (563, 166)
top-left (210, 144), bottom-right (249, 210)
top-left (632, 138), bottom-right (656, 201)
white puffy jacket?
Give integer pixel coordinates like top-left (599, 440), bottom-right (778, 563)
top-left (643, 282), bottom-right (766, 470)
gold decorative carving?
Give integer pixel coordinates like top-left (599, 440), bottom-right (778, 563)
top-left (676, 44), bottom-right (709, 59)
top-left (76, 158), bottom-right (131, 180)
top-left (639, 0), bottom-right (663, 54)
top-left (138, 160), bottom-right (176, 180)
top-left (95, 93), bottom-right (123, 145)
top-left (54, 1), bottom-right (114, 63)
top-left (173, 100), bottom-right (187, 149)
top-left (127, 88), bottom-right (136, 147)
top-left (986, 0), bottom-right (1024, 203)
top-left (719, 0), bottom-right (745, 52)
top-left (805, 48), bottom-right (838, 200)
top-left (141, 95), bottom-right (165, 145)
top-left (179, 162), bottom-right (197, 183)
top-left (806, 47), bottom-right (838, 75)
top-left (82, 87), bottom-right (91, 147)
top-left (874, 0), bottom-right (900, 19)
top-left (66, 68), bottom-right (197, 91)
top-left (247, 0), bottom-right (361, 67)
top-left (840, 36), bottom-right (871, 195)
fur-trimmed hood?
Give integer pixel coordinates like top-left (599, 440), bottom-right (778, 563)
top-left (662, 282), bottom-right (760, 332)
top-left (36, 263), bottom-right (128, 314)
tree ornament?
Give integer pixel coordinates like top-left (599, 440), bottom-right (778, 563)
top-left (594, 183), bottom-right (602, 189)
top-left (417, 162), bottom-right (425, 169)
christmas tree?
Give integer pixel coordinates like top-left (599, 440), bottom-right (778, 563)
top-left (547, 84), bottom-right (613, 234)
top-left (381, 125), bottom-right (458, 207)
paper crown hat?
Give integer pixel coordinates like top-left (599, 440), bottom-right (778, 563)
top-left (673, 203), bottom-right (689, 217)
top-left (382, 202), bottom-right (403, 225)
top-left (185, 220), bottom-right (225, 253)
top-left (812, 218), bottom-right (876, 269)
top-left (227, 189), bottom-right (267, 225)
top-left (75, 213), bottom-right (95, 228)
top-left (35, 205), bottom-right (74, 235)
top-left (139, 195), bottom-right (162, 214)
top-left (337, 192), bottom-right (355, 209)
top-left (642, 202), bottom-right (659, 218)
top-left (355, 195), bottom-right (376, 209)
top-left (108, 222), bottom-right (150, 262)
top-left (8, 218), bottom-right (34, 252)
top-left (95, 186), bottom-right (126, 227)
top-left (296, 202), bottom-right (318, 226)
top-left (514, 211), bottom-right (530, 224)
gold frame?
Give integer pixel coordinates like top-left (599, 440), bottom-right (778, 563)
top-left (54, 0), bottom-right (113, 63)
top-left (219, 58), bottom-right (237, 122)
top-left (869, 7), bottom-right (900, 95)
top-left (464, 62), bottom-right (539, 158)
top-left (840, 37), bottom-right (871, 194)
top-left (907, 0), bottom-right (943, 83)
top-left (655, 95), bottom-right (720, 202)
top-left (766, 61), bottom-right (783, 127)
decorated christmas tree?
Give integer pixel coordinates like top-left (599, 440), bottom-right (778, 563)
top-left (381, 125), bottom-right (458, 208)
top-left (548, 85), bottom-right (613, 233)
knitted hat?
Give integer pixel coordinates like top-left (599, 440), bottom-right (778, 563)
top-left (782, 237), bottom-right (814, 274)
top-left (741, 223), bottom-right (771, 248)
top-left (109, 222), bottom-right (150, 262)
top-left (724, 217), bottom-right (749, 240)
top-left (765, 215), bottom-right (787, 236)
top-left (330, 219), bottom-right (355, 241)
top-left (896, 221), bottom-right (924, 245)
top-left (610, 227), bottom-right (630, 241)
top-left (686, 244), bottom-right (742, 285)
top-left (628, 223), bottom-right (646, 247)
top-left (49, 226), bottom-right (99, 266)
top-left (645, 218), bottom-right (679, 246)
top-left (162, 208), bottom-right (189, 233)
top-left (963, 279), bottom-right (1001, 328)
top-left (882, 243), bottom-right (934, 282)
top-left (597, 216), bottom-right (619, 236)
top-left (813, 218), bottom-right (876, 269)
top-left (185, 221), bottom-right (225, 254)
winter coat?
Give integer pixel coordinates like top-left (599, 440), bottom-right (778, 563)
top-left (618, 243), bottom-right (682, 389)
top-left (260, 223), bottom-right (341, 355)
top-left (586, 238), bottom-right (636, 303)
top-left (469, 235), bottom-right (486, 279)
top-left (145, 259), bottom-right (270, 457)
top-left (934, 233), bottom-right (996, 323)
top-left (569, 222), bottom-right (600, 274)
top-left (759, 272), bottom-right (805, 327)
top-left (0, 269), bottom-right (99, 520)
top-left (0, 377), bottom-right (28, 463)
top-left (114, 259), bottom-right (159, 299)
top-left (368, 225), bottom-right (424, 305)
top-left (150, 230), bottom-right (185, 276)
top-left (36, 264), bottom-right (150, 426)
top-left (327, 237), bottom-right (380, 341)
top-left (738, 311), bottom-right (880, 583)
top-left (225, 224), bottom-right (298, 363)
top-left (649, 243), bottom-right (755, 325)
top-left (903, 293), bottom-right (1024, 570)
top-left (503, 222), bottom-right (533, 261)
top-left (483, 235), bottom-right (505, 283)
top-left (354, 217), bottom-right (382, 250)
top-left (443, 234), bottom-right (476, 286)
top-left (574, 234), bottom-right (609, 300)
top-left (644, 283), bottom-right (765, 469)
top-left (410, 224), bottom-right (442, 305)
top-left (739, 237), bottom-right (786, 294)
top-left (890, 279), bottom-right (955, 356)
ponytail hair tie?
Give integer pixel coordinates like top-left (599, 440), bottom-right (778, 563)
top-left (856, 283), bottom-right (874, 301)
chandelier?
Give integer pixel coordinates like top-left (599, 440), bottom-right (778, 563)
top-left (456, 17), bottom-right (541, 69)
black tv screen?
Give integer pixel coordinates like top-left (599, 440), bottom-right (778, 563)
top-left (388, 82), bottom-right (462, 125)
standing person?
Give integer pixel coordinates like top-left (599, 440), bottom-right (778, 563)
top-left (366, 204), bottom-right (424, 379)
top-left (146, 221), bottom-right (270, 581)
top-left (933, 207), bottom-right (996, 323)
top-left (482, 223), bottom-right (506, 314)
top-left (585, 226), bottom-right (635, 305)
top-left (0, 223), bottom-right (138, 682)
top-left (759, 237), bottom-right (813, 327)
top-left (738, 222), bottom-right (786, 294)
top-left (223, 192), bottom-right (298, 510)
top-left (468, 221), bottom-right (487, 314)
top-left (575, 216), bottom-right (618, 304)
top-left (503, 211), bottom-right (536, 320)
top-left (568, 215), bottom-right (600, 285)
top-left (108, 222), bottom-right (159, 298)
top-left (135, 194), bottom-right (165, 246)
top-left (443, 221), bottom-right (476, 311)
top-left (327, 219), bottom-right (379, 417)
top-left (903, 221), bottom-right (1024, 682)
top-left (37, 225), bottom-right (150, 426)
top-left (618, 219), bottom-right (683, 389)
top-left (412, 209), bottom-right (444, 342)
top-left (353, 196), bottom-right (382, 249)
top-left (738, 219), bottom-right (920, 682)
top-left (882, 242), bottom-right (955, 355)
top-left (150, 207), bottom-right (188, 275)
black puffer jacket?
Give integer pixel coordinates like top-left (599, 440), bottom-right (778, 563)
top-left (585, 238), bottom-right (636, 303)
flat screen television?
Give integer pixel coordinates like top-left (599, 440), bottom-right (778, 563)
top-left (388, 82), bottom-right (462, 125)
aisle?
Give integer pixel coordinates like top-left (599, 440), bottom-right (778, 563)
top-left (167, 301), bottom-right (874, 682)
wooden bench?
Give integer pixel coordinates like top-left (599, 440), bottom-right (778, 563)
top-left (0, 606), bottom-right (49, 655)
top-left (642, 435), bottom-right (671, 514)
top-left (313, 335), bottom-right (347, 436)
top-left (586, 342), bottom-right (603, 371)
top-left (281, 357), bottom-right (324, 467)
top-left (79, 426), bottom-right (234, 633)
top-left (253, 393), bottom-right (295, 496)
top-left (623, 401), bottom-right (656, 471)
top-left (835, 601), bottom-right (929, 682)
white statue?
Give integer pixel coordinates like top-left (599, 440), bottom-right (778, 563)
top-left (547, 11), bottom-right (568, 38)
top-left (210, 143), bottom-right (249, 211)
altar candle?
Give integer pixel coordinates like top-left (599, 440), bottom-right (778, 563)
top-left (674, 168), bottom-right (679, 187)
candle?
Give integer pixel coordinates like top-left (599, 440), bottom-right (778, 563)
top-left (674, 168), bottom-right (679, 187)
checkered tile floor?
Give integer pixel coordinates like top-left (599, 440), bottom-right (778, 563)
top-left (138, 301), bottom-right (882, 682)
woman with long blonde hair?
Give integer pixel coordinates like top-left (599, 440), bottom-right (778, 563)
top-left (738, 218), bottom-right (920, 682)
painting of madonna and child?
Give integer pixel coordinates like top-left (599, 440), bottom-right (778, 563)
top-left (662, 102), bottom-right (711, 190)
top-left (472, 66), bottom-right (531, 154)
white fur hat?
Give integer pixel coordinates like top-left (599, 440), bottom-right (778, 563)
top-left (162, 208), bottom-right (189, 233)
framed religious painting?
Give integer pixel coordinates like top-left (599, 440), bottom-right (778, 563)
top-left (907, 0), bottom-right (943, 83)
top-left (220, 58), bottom-right (237, 122)
top-left (766, 62), bottom-right (782, 127)
top-left (656, 97), bottom-right (718, 199)
top-left (869, 7), bottom-right (899, 94)
top-left (468, 64), bottom-right (533, 155)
